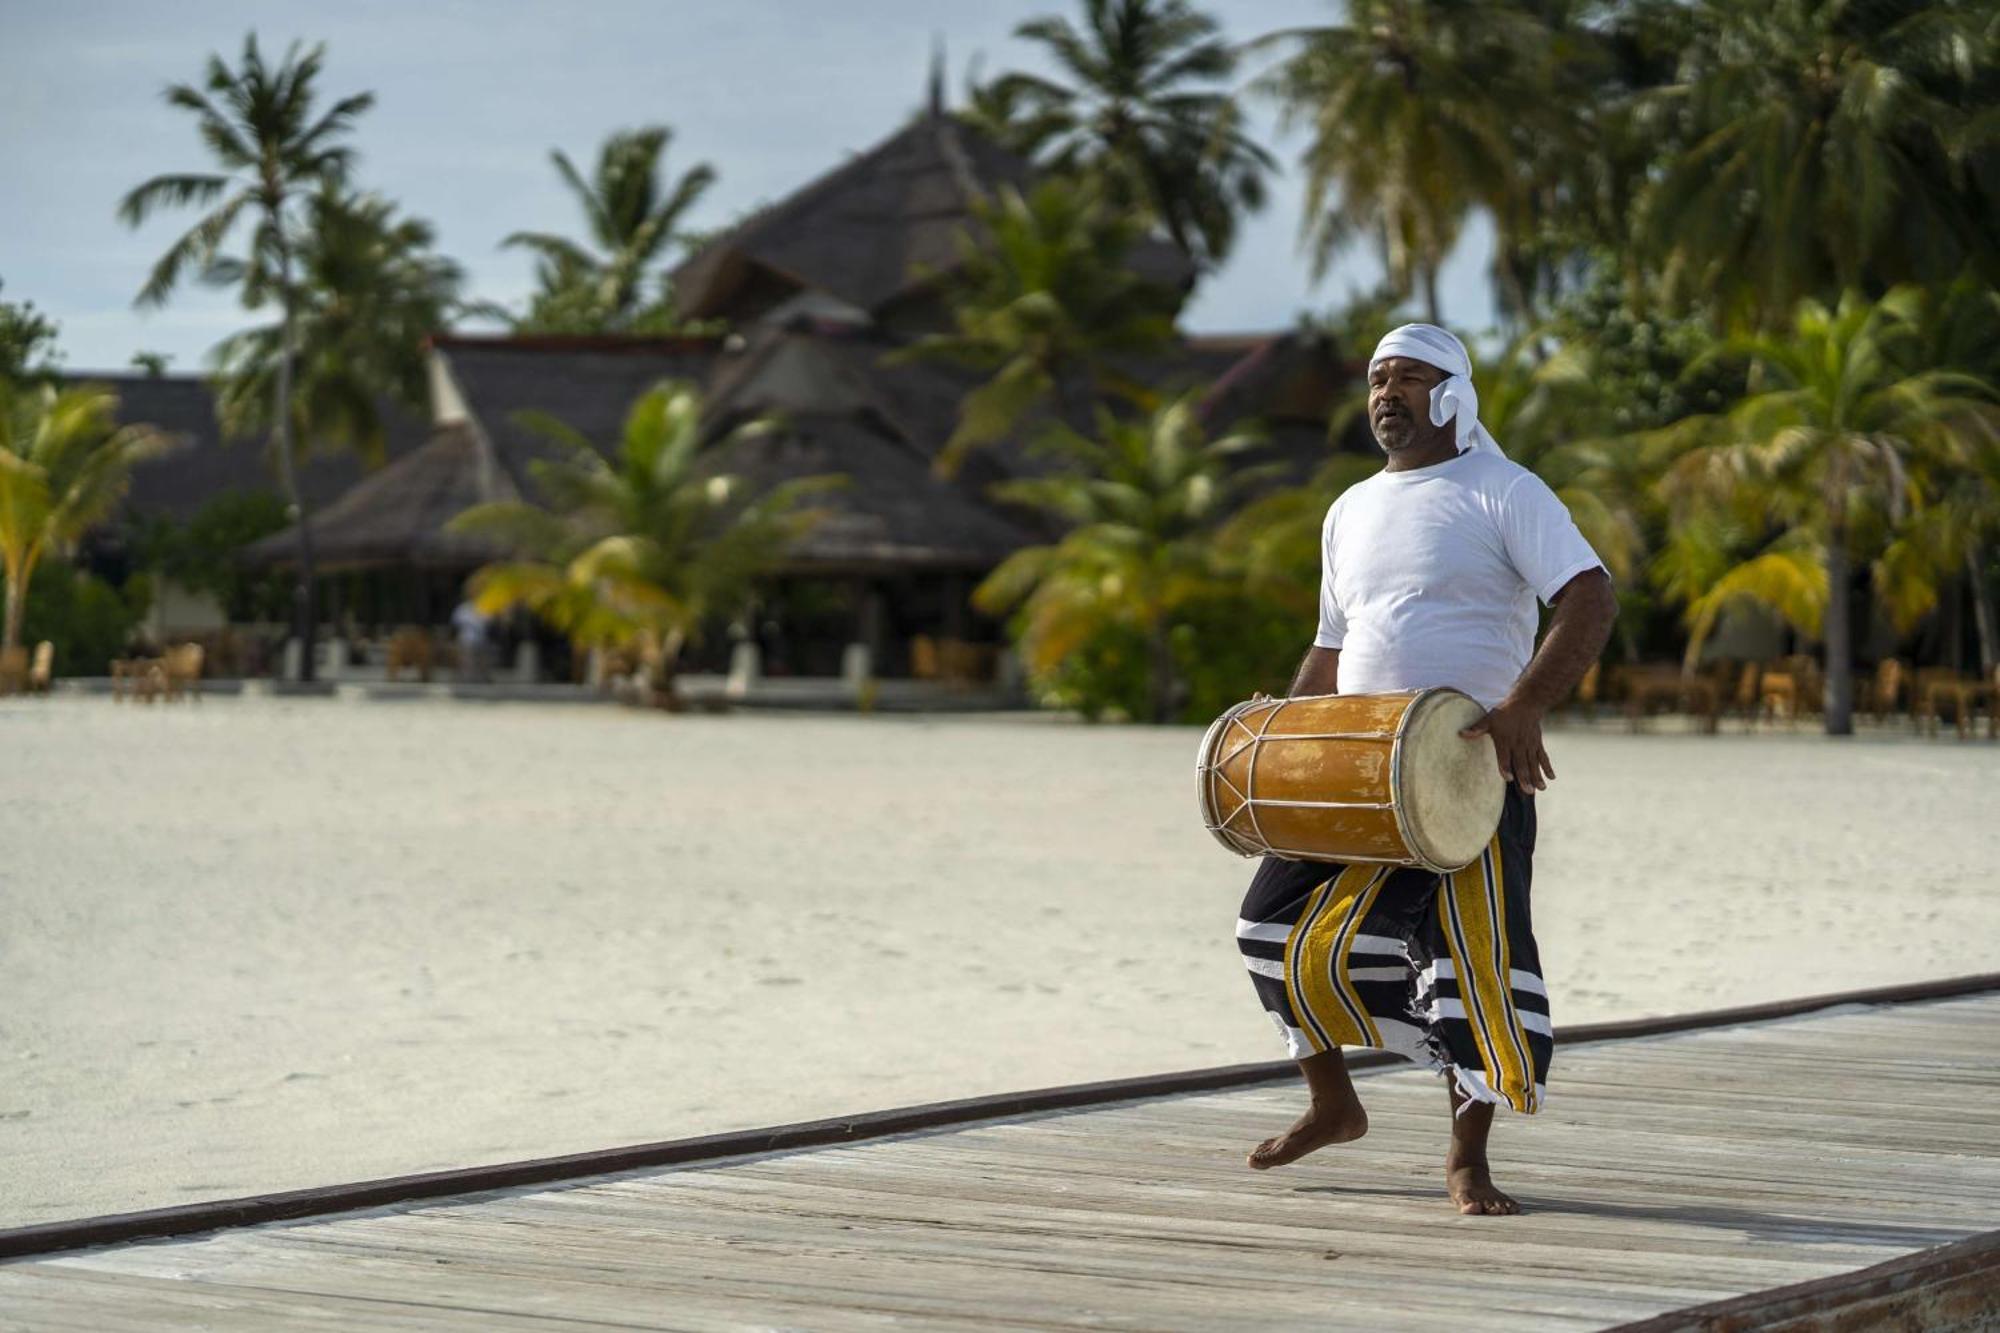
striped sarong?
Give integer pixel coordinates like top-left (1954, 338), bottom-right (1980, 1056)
top-left (1234, 787), bottom-right (1552, 1113)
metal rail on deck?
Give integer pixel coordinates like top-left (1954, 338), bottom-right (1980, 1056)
top-left (3, 970), bottom-right (1996, 1263)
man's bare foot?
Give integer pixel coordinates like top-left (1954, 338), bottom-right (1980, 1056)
top-left (1247, 1101), bottom-right (1368, 1169)
top-left (1445, 1159), bottom-right (1520, 1215)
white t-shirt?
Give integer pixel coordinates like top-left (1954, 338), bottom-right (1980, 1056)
top-left (1315, 449), bottom-right (1605, 711)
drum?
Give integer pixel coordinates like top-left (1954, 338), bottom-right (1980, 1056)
top-left (1196, 688), bottom-right (1504, 873)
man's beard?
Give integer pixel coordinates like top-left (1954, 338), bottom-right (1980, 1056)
top-left (1371, 408), bottom-right (1418, 452)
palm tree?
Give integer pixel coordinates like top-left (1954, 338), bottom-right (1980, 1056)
top-left (975, 390), bottom-right (1270, 722)
top-left (897, 179), bottom-right (1179, 469)
top-left (986, 0), bottom-right (1273, 269)
top-left (208, 189), bottom-right (469, 467)
top-left (118, 34), bottom-right (373, 681)
top-left (1252, 1), bottom-right (1560, 322)
top-left (445, 381), bottom-right (835, 703)
top-left (0, 381), bottom-right (174, 652)
top-left (1650, 287), bottom-right (1994, 734)
top-left (1638, 0), bottom-right (1992, 328)
top-left (504, 126), bottom-right (716, 333)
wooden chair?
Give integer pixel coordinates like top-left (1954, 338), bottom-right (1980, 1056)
top-left (1617, 664), bottom-right (1717, 733)
top-left (1866, 658), bottom-right (1908, 725)
top-left (1728, 661), bottom-right (1761, 726)
top-left (908, 634), bottom-right (940, 681)
top-left (0, 646), bottom-right (25, 696)
top-left (110, 654), bottom-right (164, 702)
top-left (1915, 667), bottom-right (1983, 740)
top-left (385, 627), bottom-right (435, 682)
top-left (27, 640), bottom-right (53, 694)
top-left (161, 642), bottom-right (205, 702)
top-left (938, 638), bottom-right (996, 687)
top-left (1755, 657), bottom-right (1811, 727)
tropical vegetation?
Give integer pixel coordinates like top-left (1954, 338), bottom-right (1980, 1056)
top-left (505, 126), bottom-right (718, 334)
top-left (897, 179), bottom-right (1180, 468)
top-left (445, 380), bottom-right (836, 703)
top-left (0, 380), bottom-right (173, 652)
top-left (0, 2), bottom-right (1987, 734)
top-left (973, 0), bottom-right (1273, 269)
top-left (118, 33), bottom-right (374, 682)
top-left (974, 391), bottom-right (1272, 721)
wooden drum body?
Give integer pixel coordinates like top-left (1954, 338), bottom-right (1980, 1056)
top-left (1196, 689), bottom-right (1505, 873)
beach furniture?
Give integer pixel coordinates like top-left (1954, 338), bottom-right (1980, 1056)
top-left (1916, 666), bottom-right (1988, 740)
top-left (1618, 662), bottom-right (1719, 732)
top-left (26, 641), bottom-right (52, 694)
top-left (385, 626), bottom-right (435, 682)
top-left (0, 646), bottom-right (25, 696)
top-left (160, 643), bottom-right (204, 703)
top-left (109, 654), bottom-right (164, 702)
top-left (1754, 654), bottom-right (1820, 726)
top-left (1865, 657), bottom-right (1909, 725)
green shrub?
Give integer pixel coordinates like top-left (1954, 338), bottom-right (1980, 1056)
top-left (15, 557), bottom-right (149, 675)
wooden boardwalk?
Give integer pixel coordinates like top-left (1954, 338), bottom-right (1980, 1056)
top-left (3, 994), bottom-right (1997, 1330)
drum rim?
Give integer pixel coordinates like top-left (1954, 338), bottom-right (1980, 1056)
top-left (1390, 685), bottom-right (1487, 874)
top-left (1195, 696), bottom-right (1264, 857)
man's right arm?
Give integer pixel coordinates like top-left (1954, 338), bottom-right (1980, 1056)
top-left (1287, 645), bottom-right (1339, 697)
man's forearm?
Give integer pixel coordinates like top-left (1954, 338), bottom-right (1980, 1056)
top-left (1504, 571), bottom-right (1616, 714)
top-left (1288, 645), bottom-right (1340, 696)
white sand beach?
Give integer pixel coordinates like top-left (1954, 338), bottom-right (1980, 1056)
top-left (3, 695), bottom-right (1996, 1228)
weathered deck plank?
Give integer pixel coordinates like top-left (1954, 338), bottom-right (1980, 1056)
top-left (3, 995), bottom-right (1996, 1330)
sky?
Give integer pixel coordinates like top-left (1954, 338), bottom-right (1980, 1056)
top-left (0, 0), bottom-right (1500, 374)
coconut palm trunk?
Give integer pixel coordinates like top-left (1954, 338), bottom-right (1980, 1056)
top-left (2, 553), bottom-right (32, 652)
top-left (1968, 550), bottom-right (1998, 676)
top-left (271, 231), bottom-right (319, 681)
top-left (1147, 618), bottom-right (1177, 724)
top-left (1822, 517), bottom-right (1854, 736)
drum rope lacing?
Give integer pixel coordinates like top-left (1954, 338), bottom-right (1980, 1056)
top-left (1204, 700), bottom-right (1400, 859)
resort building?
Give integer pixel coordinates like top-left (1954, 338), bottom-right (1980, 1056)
top-left (90, 97), bottom-right (1361, 687)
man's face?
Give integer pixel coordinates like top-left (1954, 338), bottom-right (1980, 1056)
top-left (1367, 355), bottom-right (1449, 454)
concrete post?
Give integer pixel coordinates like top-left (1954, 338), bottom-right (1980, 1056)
top-left (726, 639), bottom-right (761, 699)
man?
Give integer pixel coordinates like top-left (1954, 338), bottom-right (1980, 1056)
top-left (1234, 323), bottom-right (1617, 1215)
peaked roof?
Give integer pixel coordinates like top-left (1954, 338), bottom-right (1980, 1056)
top-left (241, 422), bottom-right (511, 571)
top-left (692, 326), bottom-right (1038, 570)
top-left (669, 113), bottom-right (1194, 321)
top-left (434, 334), bottom-right (725, 505)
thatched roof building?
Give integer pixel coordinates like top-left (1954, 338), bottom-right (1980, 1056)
top-left (239, 423), bottom-right (511, 571)
top-left (668, 109), bottom-right (1194, 334)
top-left (148, 91), bottom-right (1366, 678)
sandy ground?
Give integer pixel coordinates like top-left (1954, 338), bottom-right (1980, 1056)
top-left (3, 695), bottom-right (1996, 1228)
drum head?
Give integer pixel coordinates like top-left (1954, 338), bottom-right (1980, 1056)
top-left (1397, 690), bottom-right (1505, 871)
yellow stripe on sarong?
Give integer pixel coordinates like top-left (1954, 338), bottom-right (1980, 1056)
top-left (1440, 838), bottom-right (1537, 1112)
top-left (1286, 863), bottom-right (1389, 1052)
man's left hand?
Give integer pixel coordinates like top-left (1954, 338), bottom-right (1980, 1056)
top-left (1460, 700), bottom-right (1553, 794)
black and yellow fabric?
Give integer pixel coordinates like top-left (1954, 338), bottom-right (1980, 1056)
top-left (1234, 787), bottom-right (1551, 1113)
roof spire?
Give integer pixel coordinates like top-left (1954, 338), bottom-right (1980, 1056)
top-left (927, 35), bottom-right (946, 119)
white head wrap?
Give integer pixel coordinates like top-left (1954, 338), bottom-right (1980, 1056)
top-left (1368, 323), bottom-right (1503, 457)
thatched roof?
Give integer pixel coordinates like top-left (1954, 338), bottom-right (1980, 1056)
top-left (669, 113), bottom-right (1194, 323)
top-left (693, 326), bottom-right (1038, 571)
top-left (1193, 330), bottom-right (1376, 481)
top-left (428, 329), bottom-right (1038, 573)
top-left (241, 422), bottom-right (512, 571)
top-left (62, 373), bottom-right (431, 526)
top-left (436, 335), bottom-right (725, 503)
